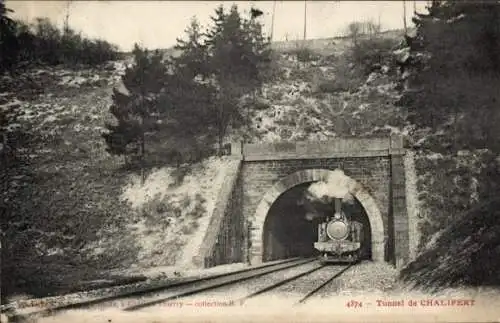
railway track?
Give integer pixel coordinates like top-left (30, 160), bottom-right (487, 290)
top-left (138, 260), bottom-right (355, 309)
top-left (174, 259), bottom-right (326, 307)
top-left (121, 258), bottom-right (316, 311)
top-left (234, 262), bottom-right (327, 304)
top-left (7, 258), bottom-right (356, 321)
top-left (7, 257), bottom-right (313, 321)
top-left (296, 263), bottom-right (355, 304)
top-left (231, 262), bottom-right (355, 306)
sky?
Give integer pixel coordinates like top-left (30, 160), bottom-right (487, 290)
top-left (7, 1), bottom-right (430, 52)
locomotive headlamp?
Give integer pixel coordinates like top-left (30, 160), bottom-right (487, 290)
top-left (326, 198), bottom-right (349, 240)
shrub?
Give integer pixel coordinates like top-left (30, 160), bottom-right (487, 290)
top-left (261, 51), bottom-right (285, 81)
top-left (0, 2), bottom-right (19, 72)
top-left (317, 81), bottom-right (344, 94)
top-left (2, 15), bottom-right (120, 71)
top-left (350, 37), bottom-right (398, 75)
top-left (318, 57), bottom-right (364, 94)
top-left (317, 77), bottom-right (362, 94)
top-left (286, 47), bottom-right (320, 63)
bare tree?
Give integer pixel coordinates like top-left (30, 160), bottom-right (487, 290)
top-left (347, 22), bottom-right (361, 46)
top-left (365, 20), bottom-right (381, 38)
top-left (270, 1), bottom-right (277, 41)
top-left (64, 1), bottom-right (72, 34)
top-left (303, 0), bottom-right (307, 43)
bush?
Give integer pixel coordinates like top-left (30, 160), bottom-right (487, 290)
top-left (350, 37), bottom-right (398, 75)
top-left (32, 18), bottom-right (121, 67)
top-left (317, 77), bottom-right (362, 94)
top-left (286, 47), bottom-right (320, 63)
top-left (315, 36), bottom-right (397, 95)
top-left (401, 194), bottom-right (500, 290)
top-left (261, 51), bottom-right (286, 81)
top-left (317, 56), bottom-right (364, 94)
top-left (2, 16), bottom-right (120, 71)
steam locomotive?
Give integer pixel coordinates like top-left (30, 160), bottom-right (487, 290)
top-left (313, 198), bottom-right (364, 263)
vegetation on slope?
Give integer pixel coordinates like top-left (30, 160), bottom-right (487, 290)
top-left (1, 2), bottom-right (123, 297)
top-left (1, 3), bottom-right (272, 302)
top-left (236, 35), bottom-right (403, 143)
top-left (398, 1), bottom-right (500, 289)
top-left (0, 1), bottom-right (120, 73)
top-left (401, 156), bottom-right (500, 290)
top-left (1, 64), bottom-right (141, 300)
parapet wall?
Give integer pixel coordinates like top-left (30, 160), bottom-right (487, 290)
top-left (233, 136), bottom-right (404, 161)
top-left (193, 158), bottom-right (243, 268)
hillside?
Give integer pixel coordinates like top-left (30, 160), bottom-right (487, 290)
top-left (156, 29), bottom-right (500, 292)
top-left (2, 28), bottom-right (497, 303)
top-left (0, 59), bottom-right (238, 300)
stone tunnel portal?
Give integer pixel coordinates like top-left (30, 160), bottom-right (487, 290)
top-left (250, 169), bottom-right (386, 265)
top-left (262, 182), bottom-right (373, 262)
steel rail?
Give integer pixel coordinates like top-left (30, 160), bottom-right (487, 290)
top-left (8, 257), bottom-right (306, 321)
top-left (235, 263), bottom-right (327, 303)
top-left (123, 258), bottom-right (316, 311)
top-left (296, 263), bottom-right (355, 305)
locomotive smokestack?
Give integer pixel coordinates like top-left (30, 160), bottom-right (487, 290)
top-left (334, 197), bottom-right (342, 214)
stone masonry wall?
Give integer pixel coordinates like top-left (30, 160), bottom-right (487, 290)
top-left (193, 158), bottom-right (243, 268)
top-left (241, 156), bottom-right (393, 261)
top-left (391, 153), bottom-right (409, 267)
top-left (202, 136), bottom-right (412, 267)
top-left (404, 150), bottom-right (420, 261)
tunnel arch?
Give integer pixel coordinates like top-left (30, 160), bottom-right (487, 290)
top-left (250, 169), bottom-right (385, 265)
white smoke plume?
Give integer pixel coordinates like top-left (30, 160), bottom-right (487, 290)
top-left (307, 169), bottom-right (353, 202)
top-left (302, 170), bottom-right (355, 222)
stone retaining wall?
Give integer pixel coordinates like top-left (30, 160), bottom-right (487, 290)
top-left (193, 158), bottom-right (243, 268)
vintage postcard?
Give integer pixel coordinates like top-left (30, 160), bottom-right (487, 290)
top-left (1, 1), bottom-right (500, 322)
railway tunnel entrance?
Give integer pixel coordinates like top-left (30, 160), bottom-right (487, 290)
top-left (262, 182), bottom-right (373, 262)
top-left (263, 183), bottom-right (319, 261)
top-left (250, 169), bottom-right (386, 265)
